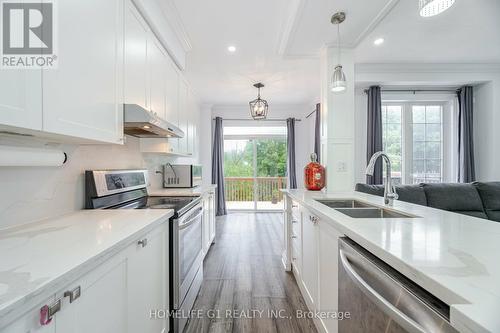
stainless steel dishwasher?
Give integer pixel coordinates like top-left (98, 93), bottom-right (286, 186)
top-left (338, 237), bottom-right (458, 333)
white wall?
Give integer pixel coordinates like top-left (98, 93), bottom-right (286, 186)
top-left (0, 135), bottom-right (198, 229)
top-left (354, 63), bottom-right (500, 183)
top-left (204, 104), bottom-right (316, 189)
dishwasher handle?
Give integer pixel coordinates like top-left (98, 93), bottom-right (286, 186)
top-left (339, 249), bottom-right (427, 333)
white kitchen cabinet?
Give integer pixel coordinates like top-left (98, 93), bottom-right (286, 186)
top-left (0, 71), bottom-right (42, 132)
top-left (148, 37), bottom-right (168, 120)
top-left (124, 0), bottom-right (149, 110)
top-left (208, 191), bottom-right (216, 243)
top-left (127, 224), bottom-right (168, 333)
top-left (165, 59), bottom-right (179, 152)
top-left (177, 79), bottom-right (189, 154)
top-left (42, 0), bottom-right (124, 144)
top-left (202, 191), bottom-right (216, 257)
top-left (318, 221), bottom-right (342, 333)
top-left (55, 257), bottom-right (127, 333)
top-left (186, 91), bottom-right (198, 156)
top-left (301, 207), bottom-right (319, 310)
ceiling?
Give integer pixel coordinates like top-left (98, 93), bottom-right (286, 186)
top-left (166, 0), bottom-right (500, 106)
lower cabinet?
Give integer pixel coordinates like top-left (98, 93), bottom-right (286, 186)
top-left (1, 223), bottom-right (168, 333)
top-left (127, 224), bottom-right (168, 333)
top-left (318, 220), bottom-right (342, 333)
top-left (286, 196), bottom-right (342, 333)
top-left (202, 191), bottom-right (216, 257)
top-left (301, 207), bottom-right (319, 310)
top-left (55, 258), bottom-right (128, 333)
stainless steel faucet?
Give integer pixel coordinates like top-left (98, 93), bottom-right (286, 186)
top-left (366, 151), bottom-right (399, 205)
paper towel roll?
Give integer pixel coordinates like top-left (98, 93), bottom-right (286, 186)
top-left (0, 145), bottom-right (67, 167)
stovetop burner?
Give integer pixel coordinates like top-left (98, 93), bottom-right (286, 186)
top-left (109, 195), bottom-right (200, 217)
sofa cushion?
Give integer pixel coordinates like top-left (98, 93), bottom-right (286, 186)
top-left (473, 182), bottom-right (500, 222)
top-left (355, 183), bottom-right (427, 206)
top-left (421, 183), bottom-right (488, 219)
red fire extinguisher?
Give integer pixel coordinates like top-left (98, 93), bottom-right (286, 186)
top-left (304, 153), bottom-right (325, 191)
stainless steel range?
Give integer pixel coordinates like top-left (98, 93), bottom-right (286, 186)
top-left (85, 169), bottom-right (203, 333)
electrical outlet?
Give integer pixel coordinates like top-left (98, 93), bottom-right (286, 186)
top-left (337, 162), bottom-right (347, 172)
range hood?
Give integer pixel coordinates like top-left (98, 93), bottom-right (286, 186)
top-left (123, 104), bottom-right (184, 138)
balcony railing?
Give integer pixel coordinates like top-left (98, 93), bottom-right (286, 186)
top-left (224, 177), bottom-right (287, 203)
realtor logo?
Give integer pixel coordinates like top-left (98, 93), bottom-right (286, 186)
top-left (1, 0), bottom-right (57, 68)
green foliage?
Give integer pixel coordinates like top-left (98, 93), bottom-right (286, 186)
top-left (224, 139), bottom-right (286, 177)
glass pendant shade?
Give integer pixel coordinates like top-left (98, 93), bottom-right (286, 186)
top-left (419, 0), bottom-right (455, 17)
top-left (331, 65), bottom-right (346, 92)
top-left (249, 83), bottom-right (268, 120)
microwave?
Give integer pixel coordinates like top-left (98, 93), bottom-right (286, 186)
top-left (162, 164), bottom-right (202, 188)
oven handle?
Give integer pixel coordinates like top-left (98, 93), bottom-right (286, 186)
top-left (339, 249), bottom-right (426, 333)
top-left (178, 207), bottom-right (203, 230)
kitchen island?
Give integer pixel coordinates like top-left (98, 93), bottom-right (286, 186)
top-left (283, 189), bottom-right (500, 333)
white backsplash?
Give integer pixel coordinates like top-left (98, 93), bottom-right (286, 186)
top-left (0, 136), bottom-right (197, 228)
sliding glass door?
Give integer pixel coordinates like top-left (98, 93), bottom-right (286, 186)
top-left (223, 126), bottom-right (286, 211)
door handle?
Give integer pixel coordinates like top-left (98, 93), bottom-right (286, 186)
top-left (138, 238), bottom-right (148, 247)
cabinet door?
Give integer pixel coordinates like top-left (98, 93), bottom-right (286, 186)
top-left (177, 79), bottom-right (188, 154)
top-left (0, 70), bottom-right (42, 131)
top-left (148, 37), bottom-right (167, 120)
top-left (42, 0), bottom-right (124, 144)
top-left (202, 196), bottom-right (210, 255)
top-left (209, 193), bottom-right (216, 242)
top-left (56, 259), bottom-right (127, 333)
top-left (301, 208), bottom-right (319, 310)
top-left (165, 60), bottom-right (179, 152)
top-left (124, 0), bottom-right (149, 109)
top-left (186, 92), bottom-right (197, 156)
top-left (318, 222), bottom-right (342, 333)
top-left (127, 225), bottom-right (168, 333)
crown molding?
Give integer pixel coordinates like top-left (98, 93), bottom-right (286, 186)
top-left (160, 0), bottom-right (192, 52)
top-left (276, 0), bottom-right (307, 57)
top-left (352, 0), bottom-right (400, 46)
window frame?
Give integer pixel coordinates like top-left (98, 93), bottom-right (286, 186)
top-left (381, 99), bottom-right (454, 185)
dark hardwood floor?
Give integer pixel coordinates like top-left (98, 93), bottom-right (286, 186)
top-left (184, 212), bottom-right (317, 333)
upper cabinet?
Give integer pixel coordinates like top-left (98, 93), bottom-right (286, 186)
top-left (148, 37), bottom-right (168, 121)
top-left (124, 1), bottom-right (149, 110)
top-left (42, 0), bottom-right (124, 144)
top-left (0, 70), bottom-right (42, 132)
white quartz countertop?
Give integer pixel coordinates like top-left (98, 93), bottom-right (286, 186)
top-left (0, 209), bottom-right (173, 324)
top-left (148, 184), bottom-right (217, 197)
top-left (283, 189), bottom-right (500, 333)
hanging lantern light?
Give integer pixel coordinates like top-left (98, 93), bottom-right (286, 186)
top-left (331, 12), bottom-right (347, 93)
top-left (249, 83), bottom-right (268, 120)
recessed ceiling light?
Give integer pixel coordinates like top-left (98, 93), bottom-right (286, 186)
top-left (227, 45), bottom-right (236, 53)
top-left (374, 38), bottom-right (384, 46)
top-left (143, 125), bottom-right (151, 129)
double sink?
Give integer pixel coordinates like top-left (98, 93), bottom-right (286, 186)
top-left (315, 199), bottom-right (416, 219)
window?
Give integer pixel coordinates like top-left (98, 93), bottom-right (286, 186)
top-left (381, 102), bottom-right (449, 184)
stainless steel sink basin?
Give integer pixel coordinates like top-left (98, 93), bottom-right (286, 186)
top-left (335, 208), bottom-right (416, 219)
top-left (315, 199), bottom-right (374, 209)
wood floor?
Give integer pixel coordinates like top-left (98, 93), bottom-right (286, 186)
top-left (184, 212), bottom-right (317, 333)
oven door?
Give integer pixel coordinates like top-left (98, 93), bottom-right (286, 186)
top-left (173, 203), bottom-right (203, 309)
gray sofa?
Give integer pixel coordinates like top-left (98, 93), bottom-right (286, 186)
top-left (355, 182), bottom-right (500, 222)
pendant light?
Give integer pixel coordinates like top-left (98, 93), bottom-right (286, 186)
top-left (249, 83), bottom-right (268, 120)
top-left (419, 0), bottom-right (456, 17)
top-left (331, 12), bottom-right (346, 93)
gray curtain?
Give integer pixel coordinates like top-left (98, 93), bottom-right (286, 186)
top-left (314, 103), bottom-right (321, 162)
top-left (457, 86), bottom-right (476, 183)
top-left (211, 117), bottom-right (227, 215)
top-left (286, 118), bottom-right (297, 189)
top-left (366, 86), bottom-right (383, 185)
